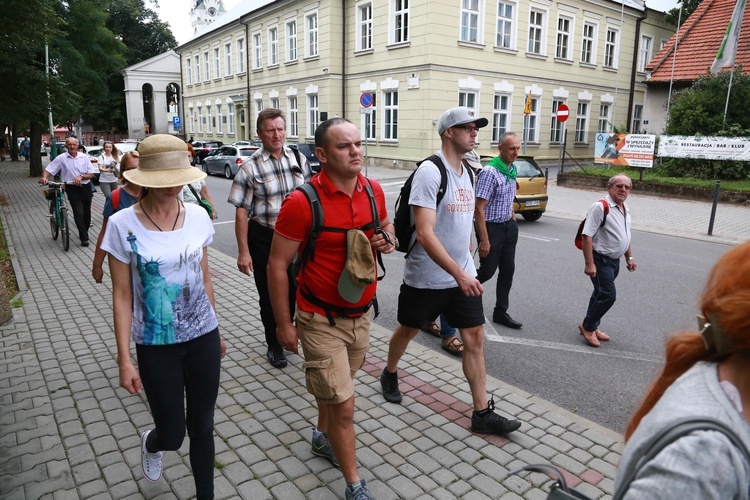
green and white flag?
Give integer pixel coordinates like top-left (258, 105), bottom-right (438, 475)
top-left (711, 0), bottom-right (746, 73)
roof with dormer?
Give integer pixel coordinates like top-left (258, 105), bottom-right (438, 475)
top-left (645, 0), bottom-right (750, 82)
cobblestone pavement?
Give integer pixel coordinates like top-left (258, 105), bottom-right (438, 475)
top-left (1, 160), bottom-right (747, 499)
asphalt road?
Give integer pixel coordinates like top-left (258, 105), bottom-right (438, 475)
top-left (202, 171), bottom-right (729, 433)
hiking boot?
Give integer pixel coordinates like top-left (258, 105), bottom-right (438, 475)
top-left (345, 479), bottom-right (375, 500)
top-left (380, 368), bottom-right (402, 404)
top-left (471, 399), bottom-right (521, 435)
top-left (311, 428), bottom-right (339, 467)
top-left (140, 429), bottom-right (163, 482)
top-left (267, 346), bottom-right (288, 368)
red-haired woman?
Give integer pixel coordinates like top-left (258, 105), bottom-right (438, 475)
top-left (615, 241), bottom-right (750, 498)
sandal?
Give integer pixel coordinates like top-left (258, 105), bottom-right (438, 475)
top-left (420, 322), bottom-right (441, 337)
top-left (441, 336), bottom-right (464, 356)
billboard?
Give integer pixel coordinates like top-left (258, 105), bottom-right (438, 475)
top-left (595, 133), bottom-right (656, 168)
top-left (657, 136), bottom-right (750, 160)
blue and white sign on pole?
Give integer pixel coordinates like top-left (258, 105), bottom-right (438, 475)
top-left (173, 116), bottom-right (182, 128)
top-left (360, 92), bottom-right (374, 108)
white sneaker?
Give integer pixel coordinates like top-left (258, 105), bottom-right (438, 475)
top-left (141, 430), bottom-right (163, 482)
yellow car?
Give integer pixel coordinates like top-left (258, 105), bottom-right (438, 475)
top-left (479, 155), bottom-right (548, 221)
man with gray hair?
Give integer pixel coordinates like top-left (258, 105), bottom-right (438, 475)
top-left (578, 174), bottom-right (637, 347)
top-left (228, 108), bottom-right (312, 368)
top-left (381, 107), bottom-right (521, 436)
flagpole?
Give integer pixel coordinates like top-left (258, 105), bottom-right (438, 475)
top-left (711, 0), bottom-right (747, 126)
top-left (665, 6), bottom-right (683, 132)
top-left (723, 67), bottom-right (735, 127)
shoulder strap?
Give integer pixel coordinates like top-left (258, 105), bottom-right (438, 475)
top-left (290, 147), bottom-right (303, 171)
top-left (111, 188), bottom-right (121, 212)
top-left (364, 178), bottom-right (386, 281)
top-left (598, 198), bottom-right (609, 228)
top-left (425, 154), bottom-right (449, 206)
top-left (188, 183), bottom-right (203, 202)
top-left (296, 183), bottom-right (323, 265)
top-left (613, 417), bottom-right (750, 500)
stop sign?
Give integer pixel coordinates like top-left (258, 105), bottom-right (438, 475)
top-left (556, 103), bottom-right (570, 122)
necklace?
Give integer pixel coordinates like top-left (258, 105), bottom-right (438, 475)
top-left (141, 199), bottom-right (181, 231)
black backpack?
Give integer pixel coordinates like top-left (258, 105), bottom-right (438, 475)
top-left (295, 179), bottom-right (385, 325)
top-left (393, 154), bottom-right (475, 257)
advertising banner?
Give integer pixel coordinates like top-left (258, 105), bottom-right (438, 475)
top-left (595, 133), bottom-right (656, 168)
top-left (657, 136), bottom-right (750, 160)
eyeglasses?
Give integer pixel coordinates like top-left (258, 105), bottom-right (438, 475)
top-left (459, 125), bottom-right (479, 134)
top-left (612, 183), bottom-right (632, 190)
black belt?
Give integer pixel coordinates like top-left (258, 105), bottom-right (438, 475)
top-left (487, 219), bottom-right (513, 225)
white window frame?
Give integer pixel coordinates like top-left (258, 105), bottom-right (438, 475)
top-left (632, 104), bottom-right (643, 133)
top-left (555, 15), bottom-right (573, 60)
top-left (206, 104), bottom-right (212, 133)
top-left (189, 107), bottom-right (195, 134)
top-left (363, 105), bottom-right (377, 141)
top-left (391, 0), bottom-right (410, 44)
top-left (638, 34), bottom-right (653, 72)
top-left (496, 0), bottom-right (515, 49)
top-left (198, 105), bottom-right (203, 133)
top-left (194, 55), bottom-right (201, 83)
top-left (286, 21), bottom-right (297, 61)
top-left (253, 32), bottom-right (262, 69)
top-left (203, 51), bottom-right (210, 82)
top-left (228, 103), bottom-right (235, 134)
top-left (307, 94), bottom-right (319, 137)
top-left (604, 27), bottom-right (619, 69)
top-left (186, 57), bottom-right (193, 85)
top-left (550, 99), bottom-right (565, 142)
top-left (305, 13), bottom-right (318, 58)
top-left (382, 90), bottom-right (399, 140)
top-left (580, 21), bottom-right (597, 64)
top-left (288, 96), bottom-right (298, 138)
top-left (575, 101), bottom-right (590, 143)
top-left (358, 3), bottom-right (373, 51)
top-left (237, 38), bottom-right (246, 73)
top-left (271, 97), bottom-right (279, 109)
top-left (460, 0), bottom-right (482, 43)
top-left (255, 98), bottom-right (264, 123)
top-left (458, 91), bottom-right (478, 116)
top-left (527, 97), bottom-right (539, 142)
top-left (217, 104), bottom-right (223, 134)
top-left (597, 103), bottom-right (611, 133)
top-left (492, 94), bottom-right (511, 142)
top-left (269, 27), bottom-right (279, 66)
top-left (213, 47), bottom-right (220, 79)
top-left (528, 9), bottom-right (546, 55)
top-left (224, 43), bottom-right (232, 76)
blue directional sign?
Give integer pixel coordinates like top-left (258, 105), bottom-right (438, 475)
top-left (360, 92), bottom-right (374, 108)
top-left (173, 116), bottom-right (182, 128)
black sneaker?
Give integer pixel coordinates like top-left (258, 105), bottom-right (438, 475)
top-left (471, 398), bottom-right (521, 435)
top-left (267, 347), bottom-right (288, 368)
top-left (380, 368), bottom-right (402, 404)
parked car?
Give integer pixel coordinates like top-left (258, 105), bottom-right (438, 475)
top-left (288, 143), bottom-right (321, 172)
top-left (191, 140), bottom-right (223, 165)
top-left (231, 140), bottom-right (252, 147)
top-left (479, 154), bottom-right (548, 221)
top-left (201, 145), bottom-right (258, 178)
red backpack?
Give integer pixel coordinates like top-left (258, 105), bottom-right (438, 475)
top-left (574, 199), bottom-right (609, 249)
top-left (110, 188), bottom-right (121, 212)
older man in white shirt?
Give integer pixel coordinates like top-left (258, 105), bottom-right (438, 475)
top-left (40, 137), bottom-right (97, 246)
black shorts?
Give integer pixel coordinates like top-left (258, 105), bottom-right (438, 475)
top-left (397, 283), bottom-right (485, 329)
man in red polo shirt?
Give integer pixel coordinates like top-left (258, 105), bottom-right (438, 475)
top-left (268, 118), bottom-right (395, 500)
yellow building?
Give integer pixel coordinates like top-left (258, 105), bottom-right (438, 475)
top-left (177, 0), bottom-right (674, 166)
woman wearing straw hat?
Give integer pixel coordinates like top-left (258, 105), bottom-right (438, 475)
top-left (101, 134), bottom-right (226, 498)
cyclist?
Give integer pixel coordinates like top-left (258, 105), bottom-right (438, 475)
top-left (39, 137), bottom-right (96, 247)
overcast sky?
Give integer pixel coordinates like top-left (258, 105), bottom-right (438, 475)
top-left (156, 0), bottom-right (681, 47)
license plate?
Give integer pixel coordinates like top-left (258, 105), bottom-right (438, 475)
top-left (525, 200), bottom-right (541, 207)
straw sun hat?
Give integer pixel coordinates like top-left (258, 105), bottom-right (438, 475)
top-left (123, 134), bottom-right (206, 188)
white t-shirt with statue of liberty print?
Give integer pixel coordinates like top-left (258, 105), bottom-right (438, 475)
top-left (101, 203), bottom-right (219, 346)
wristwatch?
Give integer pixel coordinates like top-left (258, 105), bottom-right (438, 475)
top-left (627, 257), bottom-right (634, 260)
top-left (392, 235), bottom-right (400, 250)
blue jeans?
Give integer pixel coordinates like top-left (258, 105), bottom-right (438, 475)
top-left (583, 252), bottom-right (620, 332)
top-left (439, 313), bottom-right (456, 339)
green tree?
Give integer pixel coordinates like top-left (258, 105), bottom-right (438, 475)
top-left (666, 0), bottom-right (703, 26)
top-left (662, 68), bottom-right (750, 180)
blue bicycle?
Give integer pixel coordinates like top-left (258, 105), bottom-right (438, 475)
top-left (43, 181), bottom-right (70, 251)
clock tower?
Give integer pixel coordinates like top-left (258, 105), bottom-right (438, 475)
top-left (190, 0), bottom-right (227, 35)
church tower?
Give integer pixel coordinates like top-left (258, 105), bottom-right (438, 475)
top-left (190, 0), bottom-right (227, 35)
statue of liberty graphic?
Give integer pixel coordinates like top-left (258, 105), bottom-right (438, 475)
top-left (128, 231), bottom-right (182, 345)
